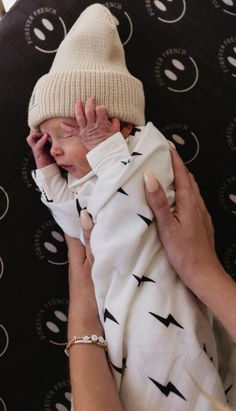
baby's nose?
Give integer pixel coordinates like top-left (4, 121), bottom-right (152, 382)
top-left (50, 143), bottom-right (63, 157)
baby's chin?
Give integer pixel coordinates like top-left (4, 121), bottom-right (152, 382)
top-left (69, 167), bottom-right (91, 179)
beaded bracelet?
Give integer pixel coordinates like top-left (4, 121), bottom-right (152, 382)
top-left (65, 335), bottom-right (108, 357)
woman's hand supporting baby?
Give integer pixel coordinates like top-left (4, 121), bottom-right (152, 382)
top-left (144, 147), bottom-right (236, 343)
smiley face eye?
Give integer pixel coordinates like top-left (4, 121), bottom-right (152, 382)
top-left (42, 18), bottom-right (54, 31)
top-left (33, 28), bottom-right (46, 41)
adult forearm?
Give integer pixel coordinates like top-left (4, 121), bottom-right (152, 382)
top-left (69, 344), bottom-right (123, 411)
top-left (190, 264), bottom-right (236, 342)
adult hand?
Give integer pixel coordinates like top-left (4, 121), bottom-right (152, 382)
top-left (26, 130), bottom-right (54, 168)
top-left (61, 97), bottom-right (120, 151)
top-left (144, 147), bottom-right (236, 342)
top-left (144, 147), bottom-right (220, 290)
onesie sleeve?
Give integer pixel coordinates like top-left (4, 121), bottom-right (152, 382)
top-left (86, 123), bottom-right (175, 221)
top-left (32, 163), bottom-right (81, 238)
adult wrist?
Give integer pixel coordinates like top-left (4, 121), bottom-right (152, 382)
top-left (68, 311), bottom-right (103, 340)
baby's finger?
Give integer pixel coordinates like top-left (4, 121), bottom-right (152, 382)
top-left (95, 105), bottom-right (108, 122)
top-left (85, 96), bottom-right (96, 127)
top-left (26, 131), bottom-right (44, 147)
top-left (111, 117), bottom-right (120, 132)
top-left (75, 100), bottom-right (87, 129)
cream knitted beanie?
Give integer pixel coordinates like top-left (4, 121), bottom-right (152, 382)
top-left (28, 3), bottom-right (145, 129)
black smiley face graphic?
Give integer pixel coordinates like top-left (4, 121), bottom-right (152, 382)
top-left (38, 225), bottom-right (68, 265)
top-left (0, 324), bottom-right (9, 357)
top-left (219, 177), bottom-right (236, 214)
top-left (152, 0), bottom-right (186, 23)
top-left (40, 301), bottom-right (68, 345)
top-left (219, 0), bottom-right (236, 15)
top-left (0, 257), bottom-right (4, 280)
top-left (104, 3), bottom-right (133, 45)
top-left (162, 125), bottom-right (199, 164)
top-left (224, 41), bottom-right (236, 77)
top-left (45, 381), bottom-right (71, 410)
top-left (0, 187), bottom-right (9, 220)
top-left (226, 117), bottom-right (236, 150)
top-left (159, 52), bottom-right (199, 92)
top-left (0, 398), bottom-right (6, 411)
top-left (32, 14), bottom-right (67, 53)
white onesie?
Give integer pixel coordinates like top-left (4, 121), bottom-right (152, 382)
top-left (32, 122), bottom-right (227, 410)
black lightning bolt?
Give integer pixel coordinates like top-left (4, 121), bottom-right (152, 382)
top-left (133, 274), bottom-right (156, 287)
top-left (42, 188), bottom-right (53, 202)
top-left (149, 312), bottom-right (184, 329)
top-left (137, 214), bottom-right (153, 226)
top-left (131, 151), bottom-right (142, 156)
top-left (76, 198), bottom-right (86, 216)
top-left (130, 127), bottom-right (141, 135)
top-left (203, 344), bottom-right (213, 362)
top-left (117, 187), bottom-right (128, 196)
top-left (225, 384), bottom-right (233, 395)
top-left (104, 308), bottom-right (119, 324)
top-left (111, 358), bottom-right (127, 374)
top-left (149, 378), bottom-right (186, 400)
top-left (121, 159), bottom-right (130, 165)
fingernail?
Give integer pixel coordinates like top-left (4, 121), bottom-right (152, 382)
top-left (144, 171), bottom-right (159, 192)
top-left (80, 210), bottom-right (93, 230)
top-left (167, 140), bottom-right (176, 149)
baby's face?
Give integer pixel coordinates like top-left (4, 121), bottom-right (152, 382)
top-left (40, 117), bottom-right (91, 178)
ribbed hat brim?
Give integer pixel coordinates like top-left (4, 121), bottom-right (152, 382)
top-left (28, 70), bottom-right (145, 129)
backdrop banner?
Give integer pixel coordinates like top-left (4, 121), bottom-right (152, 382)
top-left (0, 0), bottom-right (235, 409)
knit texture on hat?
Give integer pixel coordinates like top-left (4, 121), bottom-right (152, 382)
top-left (28, 3), bottom-right (145, 129)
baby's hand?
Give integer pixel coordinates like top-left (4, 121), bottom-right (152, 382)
top-left (26, 131), bottom-right (55, 169)
top-left (61, 97), bottom-right (120, 151)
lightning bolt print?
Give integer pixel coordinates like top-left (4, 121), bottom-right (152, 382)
top-left (137, 214), bottom-right (153, 226)
top-left (121, 159), bottom-right (130, 165)
top-left (76, 198), bottom-right (86, 216)
top-left (149, 378), bottom-right (186, 400)
top-left (149, 312), bottom-right (184, 329)
top-left (117, 187), bottom-right (128, 196)
top-left (131, 151), bottom-right (142, 156)
top-left (104, 308), bottom-right (119, 324)
top-left (133, 274), bottom-right (156, 287)
top-left (111, 358), bottom-right (127, 374)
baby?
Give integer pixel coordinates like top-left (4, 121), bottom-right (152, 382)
top-left (27, 4), bottom-right (227, 411)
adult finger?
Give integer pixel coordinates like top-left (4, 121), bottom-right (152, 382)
top-left (80, 210), bottom-right (94, 265)
top-left (189, 173), bottom-right (215, 247)
top-left (170, 148), bottom-right (192, 195)
top-left (189, 172), bottom-right (207, 214)
top-left (85, 96), bottom-right (96, 127)
top-left (75, 100), bottom-right (87, 129)
top-left (144, 170), bottom-right (174, 235)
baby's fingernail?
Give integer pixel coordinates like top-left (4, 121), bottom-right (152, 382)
top-left (81, 210), bottom-right (93, 230)
top-left (167, 140), bottom-right (176, 149)
top-left (144, 171), bottom-right (159, 193)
